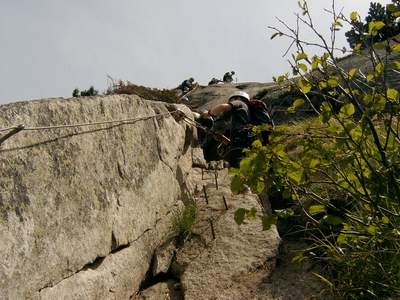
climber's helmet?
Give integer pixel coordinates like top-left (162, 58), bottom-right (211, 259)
top-left (228, 91), bottom-right (250, 103)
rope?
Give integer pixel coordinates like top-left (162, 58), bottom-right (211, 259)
top-left (0, 110), bottom-right (178, 133)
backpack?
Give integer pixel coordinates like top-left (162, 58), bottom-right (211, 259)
top-left (248, 100), bottom-right (274, 127)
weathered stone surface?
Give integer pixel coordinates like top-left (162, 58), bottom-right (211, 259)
top-left (0, 95), bottom-right (194, 299)
top-left (174, 168), bottom-right (281, 300)
top-left (191, 147), bottom-right (207, 168)
top-left (38, 202), bottom-right (182, 300)
top-left (152, 239), bottom-right (176, 276)
top-left (258, 240), bottom-right (328, 300)
top-left (136, 281), bottom-right (180, 300)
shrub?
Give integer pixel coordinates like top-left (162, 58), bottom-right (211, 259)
top-left (72, 86), bottom-right (98, 97)
top-left (233, 1), bottom-right (400, 298)
top-left (106, 80), bottom-right (179, 103)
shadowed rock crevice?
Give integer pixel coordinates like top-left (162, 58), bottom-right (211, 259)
top-left (136, 246), bottom-right (184, 300)
top-left (82, 256), bottom-right (106, 271)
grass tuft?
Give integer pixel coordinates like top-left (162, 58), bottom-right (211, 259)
top-left (172, 203), bottom-right (197, 247)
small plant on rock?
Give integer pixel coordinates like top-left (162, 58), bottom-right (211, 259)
top-left (172, 203), bottom-right (197, 247)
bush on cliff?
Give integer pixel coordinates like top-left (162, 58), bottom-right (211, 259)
top-left (232, 1), bottom-right (400, 298)
top-left (72, 86), bottom-right (99, 97)
top-left (106, 80), bottom-right (179, 103)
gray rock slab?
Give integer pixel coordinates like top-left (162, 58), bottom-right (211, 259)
top-left (0, 95), bottom-right (194, 299)
top-left (176, 169), bottom-right (281, 300)
top-left (152, 239), bottom-right (177, 276)
top-left (136, 281), bottom-right (182, 300)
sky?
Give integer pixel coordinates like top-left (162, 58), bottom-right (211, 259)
top-left (0, 0), bottom-right (392, 104)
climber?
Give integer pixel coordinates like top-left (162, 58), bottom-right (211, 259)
top-left (201, 90), bottom-right (273, 168)
top-left (208, 78), bottom-right (222, 86)
top-left (223, 71), bottom-right (235, 83)
top-left (178, 77), bottom-right (196, 94)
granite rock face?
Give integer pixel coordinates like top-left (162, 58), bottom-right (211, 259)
top-left (172, 168), bottom-right (281, 300)
top-left (0, 95), bottom-right (194, 299)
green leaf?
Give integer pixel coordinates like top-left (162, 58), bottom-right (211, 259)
top-left (228, 167), bottom-right (240, 176)
top-left (262, 214), bottom-right (278, 231)
top-left (246, 207), bottom-right (257, 221)
top-left (288, 98), bottom-right (305, 113)
top-left (350, 125), bottom-right (362, 141)
top-left (373, 42), bottom-right (386, 50)
top-left (323, 215), bottom-right (344, 225)
top-left (309, 159), bottom-right (320, 168)
top-left (337, 233), bottom-right (348, 245)
top-left (287, 167), bottom-right (304, 184)
top-left (350, 11), bottom-right (358, 22)
top-left (292, 253), bottom-right (306, 263)
top-left (293, 98), bottom-right (305, 107)
top-left (394, 11), bottom-right (400, 17)
top-left (327, 77), bottom-right (339, 88)
top-left (296, 53), bottom-right (308, 61)
top-left (339, 103), bottom-right (355, 118)
top-left (372, 95), bottom-right (386, 112)
top-left (251, 139), bottom-right (263, 149)
top-left (311, 56), bottom-right (319, 70)
top-left (367, 225), bottom-right (377, 235)
top-left (367, 74), bottom-right (375, 81)
top-left (231, 175), bottom-right (243, 194)
top-left (318, 81), bottom-right (327, 90)
top-left (256, 181), bottom-right (265, 193)
top-left (348, 68), bottom-right (358, 79)
top-left (391, 44), bottom-right (400, 52)
top-left (297, 63), bottom-right (308, 73)
top-left (319, 101), bottom-right (332, 123)
top-left (392, 61), bottom-right (400, 70)
top-left (382, 216), bottom-right (390, 224)
top-left (387, 88), bottom-right (399, 101)
top-left (387, 4), bottom-right (398, 12)
top-left (309, 205), bottom-right (326, 216)
top-left (368, 21), bottom-right (385, 36)
top-left (234, 208), bottom-right (247, 225)
top-left (239, 154), bottom-right (255, 175)
top-left (375, 63), bottom-right (384, 75)
top-left (354, 43), bottom-right (362, 54)
top-left (272, 144), bottom-right (287, 158)
top-left (298, 78), bottom-right (312, 94)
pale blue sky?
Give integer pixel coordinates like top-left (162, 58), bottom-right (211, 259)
top-left (0, 0), bottom-right (391, 104)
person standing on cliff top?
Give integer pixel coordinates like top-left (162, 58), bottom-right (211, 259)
top-left (223, 71), bottom-right (235, 83)
top-left (178, 77), bottom-right (196, 94)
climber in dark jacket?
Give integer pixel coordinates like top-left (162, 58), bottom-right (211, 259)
top-left (201, 91), bottom-right (253, 168)
top-left (223, 71), bottom-right (235, 83)
top-left (179, 77), bottom-right (195, 94)
top-left (201, 90), bottom-right (273, 168)
top-left (208, 78), bottom-right (222, 85)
